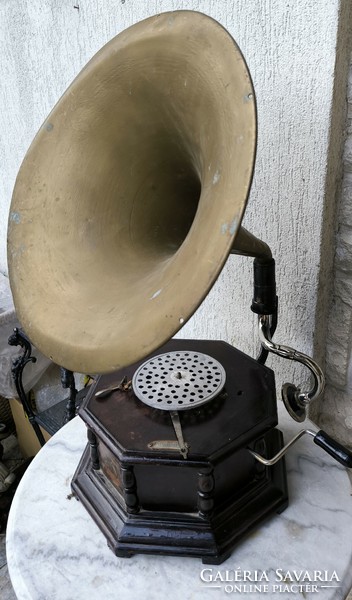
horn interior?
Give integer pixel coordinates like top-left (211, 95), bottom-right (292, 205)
top-left (8, 11), bottom-right (256, 373)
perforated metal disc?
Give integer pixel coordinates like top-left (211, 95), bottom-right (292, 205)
top-left (132, 351), bottom-right (226, 411)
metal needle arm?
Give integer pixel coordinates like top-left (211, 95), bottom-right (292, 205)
top-left (170, 411), bottom-right (188, 459)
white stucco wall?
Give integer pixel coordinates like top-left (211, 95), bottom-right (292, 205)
top-left (0, 0), bottom-right (345, 394)
top-left (319, 51), bottom-right (352, 447)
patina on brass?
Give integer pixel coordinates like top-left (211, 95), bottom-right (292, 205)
top-left (8, 10), bottom-right (268, 374)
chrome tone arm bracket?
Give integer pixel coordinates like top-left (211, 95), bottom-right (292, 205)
top-left (258, 314), bottom-right (325, 422)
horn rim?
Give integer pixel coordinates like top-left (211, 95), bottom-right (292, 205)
top-left (7, 10), bottom-right (257, 373)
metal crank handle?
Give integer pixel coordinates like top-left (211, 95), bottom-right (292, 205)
top-left (249, 429), bottom-right (352, 468)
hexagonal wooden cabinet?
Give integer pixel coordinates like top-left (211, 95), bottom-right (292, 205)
top-left (72, 339), bottom-right (288, 564)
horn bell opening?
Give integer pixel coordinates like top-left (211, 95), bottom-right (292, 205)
top-left (7, 11), bottom-right (256, 373)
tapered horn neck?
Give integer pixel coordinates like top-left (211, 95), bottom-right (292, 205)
top-left (231, 227), bottom-right (272, 260)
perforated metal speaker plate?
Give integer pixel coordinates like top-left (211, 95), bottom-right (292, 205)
top-left (132, 351), bottom-right (226, 411)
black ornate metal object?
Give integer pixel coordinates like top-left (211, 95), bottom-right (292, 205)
top-left (8, 327), bottom-right (45, 447)
top-left (60, 368), bottom-right (78, 423)
top-left (8, 328), bottom-right (83, 447)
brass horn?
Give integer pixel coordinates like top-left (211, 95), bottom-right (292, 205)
top-left (7, 10), bottom-right (269, 374)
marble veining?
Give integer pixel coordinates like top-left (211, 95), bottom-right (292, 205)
top-left (6, 405), bottom-right (352, 600)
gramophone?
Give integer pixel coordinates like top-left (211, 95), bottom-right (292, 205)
top-left (7, 11), bottom-right (352, 565)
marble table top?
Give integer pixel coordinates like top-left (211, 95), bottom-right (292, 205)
top-left (6, 404), bottom-right (352, 600)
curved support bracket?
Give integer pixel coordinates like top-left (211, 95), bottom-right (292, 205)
top-left (8, 327), bottom-right (46, 447)
top-left (60, 368), bottom-right (77, 423)
top-left (258, 315), bottom-right (325, 422)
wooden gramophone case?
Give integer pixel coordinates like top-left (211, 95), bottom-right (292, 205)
top-left (15, 10), bottom-right (347, 565)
